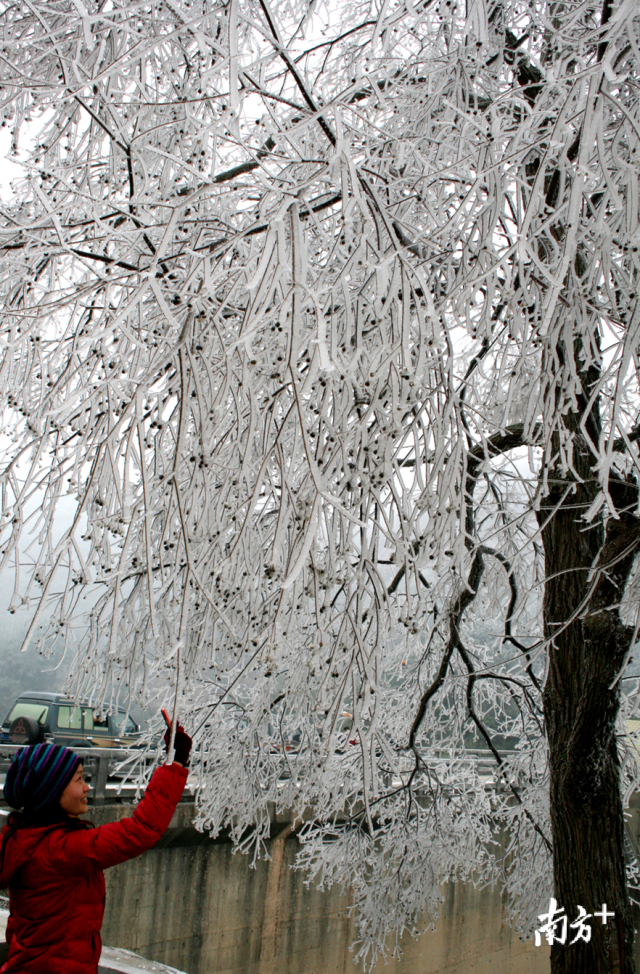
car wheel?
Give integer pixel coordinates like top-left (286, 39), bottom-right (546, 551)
top-left (9, 715), bottom-right (42, 745)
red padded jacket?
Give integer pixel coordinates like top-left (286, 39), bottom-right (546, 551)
top-left (0, 762), bottom-right (188, 974)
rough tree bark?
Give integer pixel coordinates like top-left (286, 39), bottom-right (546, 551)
top-left (539, 417), bottom-right (639, 973)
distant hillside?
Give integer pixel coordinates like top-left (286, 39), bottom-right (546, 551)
top-left (0, 581), bottom-right (62, 723)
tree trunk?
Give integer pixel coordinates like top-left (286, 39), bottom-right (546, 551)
top-left (538, 432), bottom-right (638, 974)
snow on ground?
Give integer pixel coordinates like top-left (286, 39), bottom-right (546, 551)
top-left (0, 909), bottom-right (186, 974)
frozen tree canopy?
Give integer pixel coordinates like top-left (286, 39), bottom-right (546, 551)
top-left (0, 0), bottom-right (639, 969)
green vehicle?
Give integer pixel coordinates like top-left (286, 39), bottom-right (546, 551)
top-left (1, 691), bottom-right (141, 749)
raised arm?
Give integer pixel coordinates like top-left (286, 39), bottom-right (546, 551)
top-left (46, 763), bottom-right (189, 874)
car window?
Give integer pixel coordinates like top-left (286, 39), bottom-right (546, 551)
top-left (56, 706), bottom-right (82, 730)
top-left (85, 710), bottom-right (110, 733)
top-left (115, 714), bottom-right (138, 734)
top-left (7, 703), bottom-right (49, 725)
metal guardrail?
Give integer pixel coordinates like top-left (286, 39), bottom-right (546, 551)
top-left (0, 744), bottom-right (158, 806)
top-left (0, 742), bottom-right (514, 808)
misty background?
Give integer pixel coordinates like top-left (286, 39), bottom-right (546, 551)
top-left (0, 590), bottom-right (62, 725)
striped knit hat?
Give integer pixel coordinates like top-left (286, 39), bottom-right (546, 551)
top-left (3, 743), bottom-right (81, 813)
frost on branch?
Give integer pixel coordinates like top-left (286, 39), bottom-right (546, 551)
top-left (0, 0), bottom-right (638, 962)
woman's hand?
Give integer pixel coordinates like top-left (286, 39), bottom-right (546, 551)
top-left (164, 721), bottom-right (192, 768)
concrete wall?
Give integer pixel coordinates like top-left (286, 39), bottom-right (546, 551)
top-left (95, 804), bottom-right (550, 974)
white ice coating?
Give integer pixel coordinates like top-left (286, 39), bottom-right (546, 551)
top-left (0, 0), bottom-right (638, 965)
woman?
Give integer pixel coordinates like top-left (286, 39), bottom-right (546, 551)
top-left (0, 722), bottom-right (192, 974)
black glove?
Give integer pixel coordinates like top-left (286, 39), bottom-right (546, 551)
top-left (164, 721), bottom-right (192, 768)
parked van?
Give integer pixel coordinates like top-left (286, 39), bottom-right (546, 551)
top-left (1, 692), bottom-right (141, 748)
